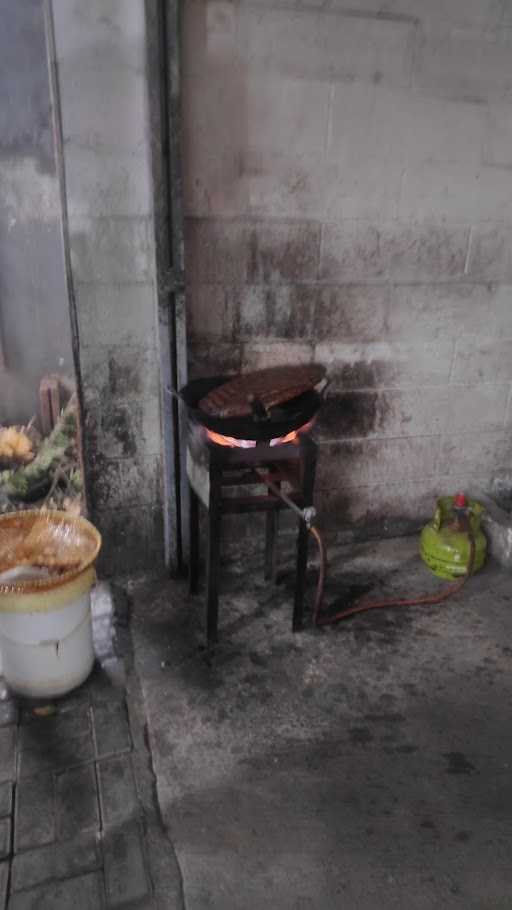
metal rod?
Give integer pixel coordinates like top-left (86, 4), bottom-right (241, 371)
top-left (165, 385), bottom-right (184, 405)
top-left (255, 468), bottom-right (316, 528)
top-left (44, 0), bottom-right (91, 517)
top-left (165, 0), bottom-right (190, 567)
top-left (145, 0), bottom-right (180, 572)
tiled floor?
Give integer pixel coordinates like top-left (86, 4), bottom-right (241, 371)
top-left (0, 584), bottom-right (181, 909)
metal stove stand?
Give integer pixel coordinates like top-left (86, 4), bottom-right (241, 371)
top-left (187, 429), bottom-right (318, 644)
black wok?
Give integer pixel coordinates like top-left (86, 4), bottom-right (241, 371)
top-left (178, 375), bottom-right (322, 441)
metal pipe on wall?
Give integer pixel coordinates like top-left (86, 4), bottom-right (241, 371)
top-left (43, 0), bottom-right (91, 518)
top-left (145, 0), bottom-right (188, 573)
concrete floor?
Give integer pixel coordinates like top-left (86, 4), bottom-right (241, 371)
top-left (131, 536), bottom-right (512, 910)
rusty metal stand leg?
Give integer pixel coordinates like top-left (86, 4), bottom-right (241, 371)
top-left (264, 481), bottom-right (280, 582)
top-left (293, 441), bottom-right (317, 632)
top-left (293, 522), bottom-right (308, 632)
top-left (206, 472), bottom-right (222, 645)
top-left (189, 485), bottom-right (200, 595)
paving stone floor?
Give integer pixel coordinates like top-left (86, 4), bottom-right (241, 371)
top-left (0, 583), bottom-right (182, 909)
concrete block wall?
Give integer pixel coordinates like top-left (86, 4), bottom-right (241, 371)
top-left (52, 0), bottom-right (163, 572)
top-left (183, 0), bottom-right (512, 536)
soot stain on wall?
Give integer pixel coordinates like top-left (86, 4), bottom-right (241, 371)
top-left (100, 405), bottom-right (138, 459)
top-left (108, 354), bottom-right (144, 398)
top-left (329, 359), bottom-right (398, 390)
top-left (318, 390), bottom-right (391, 439)
top-left (246, 224), bottom-right (320, 284)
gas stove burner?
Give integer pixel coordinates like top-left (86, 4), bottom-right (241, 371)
top-left (203, 419), bottom-right (315, 449)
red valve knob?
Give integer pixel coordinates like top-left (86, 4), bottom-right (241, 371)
top-left (454, 492), bottom-right (467, 508)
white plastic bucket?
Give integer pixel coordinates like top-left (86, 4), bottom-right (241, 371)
top-left (0, 567), bottom-right (96, 698)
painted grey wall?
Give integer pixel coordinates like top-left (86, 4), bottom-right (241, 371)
top-left (183, 0), bottom-right (512, 537)
top-left (51, 0), bottom-right (164, 573)
top-left (0, 0), bottom-right (72, 425)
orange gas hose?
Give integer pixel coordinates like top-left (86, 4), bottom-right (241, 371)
top-left (308, 526), bottom-right (327, 622)
top-left (257, 465), bottom-right (475, 626)
top-left (309, 520), bottom-right (475, 628)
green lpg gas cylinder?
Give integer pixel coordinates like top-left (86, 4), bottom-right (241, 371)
top-left (420, 493), bottom-right (486, 580)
